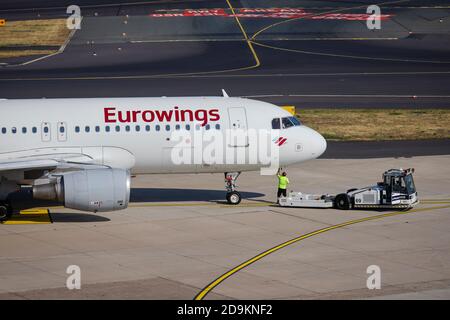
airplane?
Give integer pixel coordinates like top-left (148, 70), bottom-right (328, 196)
top-left (0, 95), bottom-right (327, 220)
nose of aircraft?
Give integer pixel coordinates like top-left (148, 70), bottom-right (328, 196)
top-left (277, 126), bottom-right (327, 166)
top-left (311, 129), bottom-right (327, 158)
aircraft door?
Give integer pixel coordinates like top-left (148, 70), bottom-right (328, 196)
top-left (57, 122), bottom-right (67, 142)
top-left (41, 122), bottom-right (51, 142)
top-left (228, 107), bottom-right (248, 147)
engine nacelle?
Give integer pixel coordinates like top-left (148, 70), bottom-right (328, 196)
top-left (33, 169), bottom-right (130, 212)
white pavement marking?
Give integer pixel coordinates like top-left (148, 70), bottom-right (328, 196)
top-left (1, 71), bottom-right (450, 81)
top-left (130, 38), bottom-right (399, 43)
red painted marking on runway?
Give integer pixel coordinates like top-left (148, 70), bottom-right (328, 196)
top-left (149, 8), bottom-right (393, 20)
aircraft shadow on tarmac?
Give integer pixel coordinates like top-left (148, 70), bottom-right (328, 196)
top-left (49, 212), bottom-right (110, 223)
top-left (9, 188), bottom-right (265, 207)
top-left (130, 188), bottom-right (264, 202)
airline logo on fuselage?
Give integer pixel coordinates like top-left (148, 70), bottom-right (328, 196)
top-left (104, 107), bottom-right (220, 126)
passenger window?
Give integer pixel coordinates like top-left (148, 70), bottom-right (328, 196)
top-left (95, 126), bottom-right (100, 132)
top-left (60, 126), bottom-right (65, 133)
top-left (105, 126), bottom-right (110, 132)
top-left (186, 124), bottom-right (190, 131)
top-left (115, 125), bottom-right (120, 132)
top-left (195, 124), bottom-right (201, 131)
top-left (282, 117), bottom-right (294, 129)
top-left (205, 124), bottom-right (210, 130)
top-left (272, 118), bottom-right (280, 129)
top-left (175, 124), bottom-right (180, 130)
top-left (215, 124), bottom-right (220, 130)
top-left (156, 125), bottom-right (160, 131)
top-left (135, 125), bottom-right (140, 132)
top-left (42, 127), bottom-right (48, 134)
top-left (32, 127), bottom-right (37, 133)
top-left (145, 125), bottom-right (150, 132)
top-left (2, 128), bottom-right (6, 134)
top-left (125, 125), bottom-right (130, 132)
top-left (85, 126), bottom-right (90, 133)
top-left (22, 127), bottom-right (27, 134)
top-left (12, 127), bottom-right (17, 134)
top-left (165, 125), bottom-right (170, 131)
top-left (75, 126), bottom-right (80, 133)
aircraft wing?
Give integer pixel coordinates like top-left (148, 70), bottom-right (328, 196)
top-left (0, 154), bottom-right (108, 173)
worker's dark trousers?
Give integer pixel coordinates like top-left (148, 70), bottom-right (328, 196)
top-left (277, 188), bottom-right (287, 198)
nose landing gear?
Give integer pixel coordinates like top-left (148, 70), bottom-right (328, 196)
top-left (225, 172), bottom-right (241, 205)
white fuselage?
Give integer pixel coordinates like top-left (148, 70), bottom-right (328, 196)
top-left (0, 97), bottom-right (327, 180)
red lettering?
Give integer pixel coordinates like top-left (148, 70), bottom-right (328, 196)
top-left (104, 107), bottom-right (117, 123)
top-left (104, 107), bottom-right (221, 124)
top-left (142, 110), bottom-right (154, 122)
top-left (195, 109), bottom-right (208, 126)
top-left (155, 110), bottom-right (173, 122)
top-left (209, 109), bottom-right (220, 121)
top-left (180, 109), bottom-right (194, 122)
top-left (132, 110), bottom-right (142, 122)
top-left (118, 110), bottom-right (131, 123)
top-left (174, 106), bottom-right (180, 121)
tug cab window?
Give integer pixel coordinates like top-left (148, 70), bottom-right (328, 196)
top-left (392, 177), bottom-right (407, 193)
top-left (405, 174), bottom-right (416, 194)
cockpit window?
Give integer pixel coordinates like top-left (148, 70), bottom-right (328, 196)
top-left (282, 117), bottom-right (294, 129)
top-left (289, 116), bottom-right (301, 126)
top-left (282, 116), bottom-right (301, 129)
top-left (272, 118), bottom-right (280, 129)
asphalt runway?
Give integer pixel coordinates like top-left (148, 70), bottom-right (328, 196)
top-left (0, 0), bottom-right (449, 109)
top-left (1, 156), bottom-right (449, 299)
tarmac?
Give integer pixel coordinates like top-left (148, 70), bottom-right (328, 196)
top-left (0, 0), bottom-right (449, 300)
top-left (1, 155), bottom-right (449, 299)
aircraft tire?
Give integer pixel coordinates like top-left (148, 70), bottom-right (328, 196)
top-left (227, 191), bottom-right (241, 205)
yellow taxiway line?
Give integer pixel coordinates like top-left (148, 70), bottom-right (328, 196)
top-left (194, 204), bottom-right (450, 300)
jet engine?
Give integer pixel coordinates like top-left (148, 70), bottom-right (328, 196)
top-left (33, 169), bottom-right (130, 212)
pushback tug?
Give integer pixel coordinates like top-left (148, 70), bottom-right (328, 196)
top-left (279, 168), bottom-right (419, 210)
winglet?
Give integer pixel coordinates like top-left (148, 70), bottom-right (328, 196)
top-left (221, 89), bottom-right (229, 98)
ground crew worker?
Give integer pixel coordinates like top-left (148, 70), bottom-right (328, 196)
top-left (276, 169), bottom-right (289, 204)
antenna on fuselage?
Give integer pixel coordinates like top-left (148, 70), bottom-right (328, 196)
top-left (221, 89), bottom-right (229, 98)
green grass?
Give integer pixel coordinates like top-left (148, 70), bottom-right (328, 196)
top-left (296, 109), bottom-right (450, 141)
top-left (0, 19), bottom-right (69, 58)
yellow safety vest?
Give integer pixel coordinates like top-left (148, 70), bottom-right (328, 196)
top-left (278, 175), bottom-right (289, 189)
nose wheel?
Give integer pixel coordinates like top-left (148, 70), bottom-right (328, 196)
top-left (226, 191), bottom-right (241, 205)
top-left (225, 172), bottom-right (241, 205)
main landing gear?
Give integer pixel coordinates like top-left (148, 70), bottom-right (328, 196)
top-left (0, 201), bottom-right (13, 222)
top-left (225, 172), bottom-right (241, 205)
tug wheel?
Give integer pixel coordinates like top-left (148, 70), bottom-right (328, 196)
top-left (334, 193), bottom-right (351, 210)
